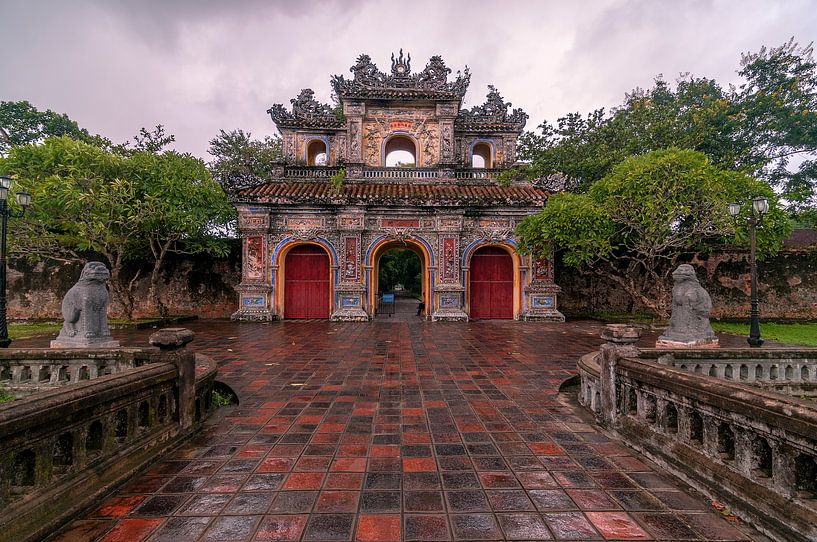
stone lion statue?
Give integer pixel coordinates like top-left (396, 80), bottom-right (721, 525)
top-left (51, 262), bottom-right (119, 348)
top-left (657, 264), bottom-right (718, 348)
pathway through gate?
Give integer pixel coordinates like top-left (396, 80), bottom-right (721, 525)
top-left (27, 320), bottom-right (755, 542)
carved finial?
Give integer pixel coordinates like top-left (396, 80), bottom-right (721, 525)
top-left (391, 49), bottom-right (411, 77)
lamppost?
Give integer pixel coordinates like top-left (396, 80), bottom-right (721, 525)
top-left (727, 196), bottom-right (769, 348)
top-left (0, 176), bottom-right (31, 348)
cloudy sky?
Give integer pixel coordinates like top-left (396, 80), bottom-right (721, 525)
top-left (2, 0), bottom-right (816, 158)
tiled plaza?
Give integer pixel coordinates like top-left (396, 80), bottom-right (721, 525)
top-left (32, 320), bottom-right (757, 541)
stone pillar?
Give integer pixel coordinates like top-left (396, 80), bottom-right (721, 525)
top-left (150, 328), bottom-right (196, 430)
top-left (523, 253), bottom-right (564, 322)
top-left (232, 212), bottom-right (275, 321)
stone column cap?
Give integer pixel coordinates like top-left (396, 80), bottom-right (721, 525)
top-left (149, 328), bottom-right (195, 350)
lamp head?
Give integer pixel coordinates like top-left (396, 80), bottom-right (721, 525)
top-left (15, 191), bottom-right (31, 210)
top-left (0, 176), bottom-right (10, 190)
top-left (752, 197), bottom-right (769, 215)
top-left (728, 202), bottom-right (741, 218)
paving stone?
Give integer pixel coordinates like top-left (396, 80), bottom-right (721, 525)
top-left (44, 320), bottom-right (758, 542)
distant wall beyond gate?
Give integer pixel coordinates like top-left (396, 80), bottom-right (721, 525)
top-left (558, 248), bottom-right (817, 320)
top-left (8, 243), bottom-right (817, 321)
top-left (7, 248), bottom-right (240, 320)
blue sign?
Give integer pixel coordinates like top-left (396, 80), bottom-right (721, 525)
top-left (382, 293), bottom-right (395, 303)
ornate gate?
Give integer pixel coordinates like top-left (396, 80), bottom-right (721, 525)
top-left (469, 247), bottom-right (513, 319)
top-left (284, 245), bottom-right (330, 319)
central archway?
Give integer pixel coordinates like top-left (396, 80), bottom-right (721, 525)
top-left (383, 134), bottom-right (417, 167)
top-left (368, 238), bottom-right (430, 317)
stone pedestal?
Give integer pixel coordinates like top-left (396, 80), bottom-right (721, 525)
top-left (231, 285), bottom-right (276, 321)
top-left (655, 337), bottom-right (720, 349)
top-left (432, 287), bottom-right (468, 321)
top-left (523, 282), bottom-right (565, 322)
top-left (331, 284), bottom-right (370, 321)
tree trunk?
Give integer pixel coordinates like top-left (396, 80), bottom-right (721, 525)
top-left (148, 241), bottom-right (171, 317)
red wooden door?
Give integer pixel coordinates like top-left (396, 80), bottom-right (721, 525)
top-left (284, 245), bottom-right (330, 319)
top-left (470, 247), bottom-right (514, 319)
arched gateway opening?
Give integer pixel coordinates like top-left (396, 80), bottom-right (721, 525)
top-left (384, 135), bottom-right (417, 167)
top-left (370, 240), bottom-right (429, 317)
top-left (283, 244), bottom-right (330, 319)
top-left (469, 246), bottom-right (514, 319)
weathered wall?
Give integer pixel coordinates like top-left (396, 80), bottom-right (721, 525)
top-left (557, 249), bottom-right (817, 319)
top-left (8, 245), bottom-right (241, 319)
top-left (8, 242), bottom-right (816, 321)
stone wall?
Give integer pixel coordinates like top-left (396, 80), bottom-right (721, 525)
top-left (7, 243), bottom-right (241, 319)
top-left (557, 248), bottom-right (817, 319)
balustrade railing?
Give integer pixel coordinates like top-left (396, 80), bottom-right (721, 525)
top-left (284, 165), bottom-right (342, 178)
top-left (578, 345), bottom-right (817, 542)
top-left (0, 329), bottom-right (217, 542)
top-left (361, 167), bottom-right (440, 180)
top-left (278, 165), bottom-right (513, 182)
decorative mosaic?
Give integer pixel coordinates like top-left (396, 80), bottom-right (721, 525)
top-left (342, 235), bottom-right (360, 281)
top-left (533, 257), bottom-right (554, 282)
top-left (381, 218), bottom-right (420, 228)
top-left (479, 217), bottom-right (511, 228)
top-left (238, 213), bottom-right (268, 229)
top-left (532, 295), bottom-right (555, 308)
top-left (241, 296), bottom-right (265, 307)
top-left (244, 236), bottom-right (264, 281)
top-left (439, 235), bottom-right (459, 284)
top-left (287, 216), bottom-right (323, 229)
top-left (338, 215), bottom-right (364, 230)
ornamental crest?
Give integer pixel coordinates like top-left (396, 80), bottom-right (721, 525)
top-left (331, 51), bottom-right (471, 100)
top-left (268, 89), bottom-right (343, 129)
top-left (457, 85), bottom-right (528, 129)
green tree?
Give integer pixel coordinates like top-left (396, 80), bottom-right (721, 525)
top-left (0, 136), bottom-right (233, 318)
top-left (0, 100), bottom-right (109, 153)
top-left (517, 148), bottom-right (791, 317)
top-left (520, 39), bottom-right (817, 216)
top-left (208, 129), bottom-right (282, 190)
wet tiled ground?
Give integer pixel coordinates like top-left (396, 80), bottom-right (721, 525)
top-left (29, 320), bottom-right (759, 541)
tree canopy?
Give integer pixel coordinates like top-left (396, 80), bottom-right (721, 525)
top-left (519, 39), bottom-right (817, 221)
top-left (0, 100), bottom-right (107, 153)
top-left (517, 148), bottom-right (791, 316)
top-left (0, 136), bottom-right (234, 317)
top-left (208, 129), bottom-right (282, 191)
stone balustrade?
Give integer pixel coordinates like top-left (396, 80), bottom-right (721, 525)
top-left (578, 345), bottom-right (817, 542)
top-left (284, 165), bottom-right (342, 178)
top-left (0, 328), bottom-right (217, 542)
top-left (0, 349), bottom-right (159, 398)
top-left (454, 168), bottom-right (500, 180)
top-left (361, 167), bottom-right (440, 179)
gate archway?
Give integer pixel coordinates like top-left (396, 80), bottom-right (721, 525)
top-left (468, 245), bottom-right (515, 319)
top-left (282, 244), bottom-right (331, 319)
top-left (367, 237), bottom-right (431, 317)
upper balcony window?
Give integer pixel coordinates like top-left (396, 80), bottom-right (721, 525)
top-left (471, 142), bottom-right (492, 169)
top-left (384, 135), bottom-right (417, 167)
top-left (307, 139), bottom-right (328, 166)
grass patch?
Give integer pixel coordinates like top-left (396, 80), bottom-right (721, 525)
top-left (8, 322), bottom-right (61, 339)
top-left (0, 386), bottom-right (14, 403)
top-left (211, 389), bottom-right (235, 409)
top-left (711, 321), bottom-right (817, 347)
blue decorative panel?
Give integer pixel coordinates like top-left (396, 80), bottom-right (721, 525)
top-left (532, 296), bottom-right (554, 308)
top-left (242, 296), bottom-right (264, 307)
top-left (341, 296), bottom-right (360, 307)
top-left (440, 294), bottom-right (459, 308)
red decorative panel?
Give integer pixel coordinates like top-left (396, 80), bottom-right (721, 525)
top-left (469, 247), bottom-right (513, 319)
top-left (342, 236), bottom-right (359, 281)
top-left (533, 257), bottom-right (554, 282)
top-left (244, 236), bottom-right (264, 281)
top-left (284, 245), bottom-right (330, 319)
top-left (439, 236), bottom-right (459, 283)
top-left (381, 218), bottom-right (420, 228)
